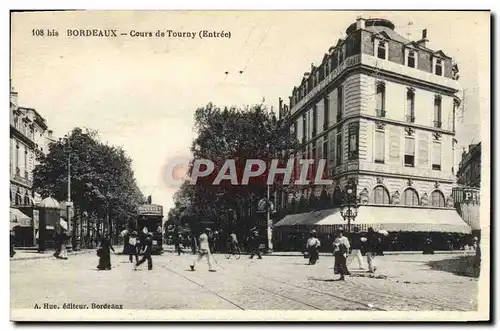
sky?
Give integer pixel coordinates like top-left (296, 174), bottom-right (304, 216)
top-left (10, 11), bottom-right (489, 212)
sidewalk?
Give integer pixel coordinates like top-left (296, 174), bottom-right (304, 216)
top-left (162, 247), bottom-right (476, 257)
top-left (10, 249), bottom-right (94, 261)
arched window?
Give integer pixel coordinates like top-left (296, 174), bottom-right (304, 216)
top-left (24, 193), bottom-right (31, 206)
top-left (371, 186), bottom-right (390, 204)
top-left (333, 186), bottom-right (343, 206)
top-left (402, 188), bottom-right (419, 206)
top-left (15, 190), bottom-right (22, 206)
top-left (430, 190), bottom-right (445, 207)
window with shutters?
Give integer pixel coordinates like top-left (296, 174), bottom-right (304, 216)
top-left (406, 89), bottom-right (415, 123)
top-left (371, 186), bottom-right (390, 204)
top-left (302, 114), bottom-right (306, 144)
top-left (376, 82), bottom-right (386, 117)
top-left (434, 58), bottom-right (443, 76)
top-left (323, 97), bottom-right (329, 130)
top-left (337, 86), bottom-right (343, 122)
top-left (336, 132), bottom-right (342, 166)
top-left (323, 139), bottom-right (328, 172)
top-left (338, 45), bottom-right (345, 64)
top-left (407, 50), bottom-right (416, 68)
top-left (312, 105), bottom-right (317, 137)
top-left (376, 40), bottom-right (387, 60)
top-left (434, 96), bottom-right (442, 128)
top-left (348, 123), bottom-right (359, 160)
top-left (403, 188), bottom-right (419, 206)
top-left (432, 141), bottom-right (441, 170)
top-left (311, 142), bottom-right (317, 178)
top-left (430, 190), bottom-right (445, 207)
top-left (374, 130), bottom-right (385, 163)
top-left (404, 137), bottom-right (415, 167)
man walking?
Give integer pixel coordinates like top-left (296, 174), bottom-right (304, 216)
top-left (128, 231), bottom-right (139, 263)
top-left (347, 227), bottom-right (365, 270)
top-left (190, 228), bottom-right (216, 272)
top-left (134, 233), bottom-right (153, 271)
top-left (365, 227), bottom-right (378, 273)
top-left (249, 227), bottom-right (262, 259)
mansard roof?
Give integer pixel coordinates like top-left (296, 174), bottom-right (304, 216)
top-left (433, 50), bottom-right (451, 59)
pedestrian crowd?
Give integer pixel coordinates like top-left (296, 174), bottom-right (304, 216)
top-left (304, 226), bottom-right (385, 281)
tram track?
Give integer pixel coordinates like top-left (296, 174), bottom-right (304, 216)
top-left (255, 269), bottom-right (470, 311)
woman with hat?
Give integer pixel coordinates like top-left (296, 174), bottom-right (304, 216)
top-left (333, 227), bottom-right (350, 280)
top-left (306, 230), bottom-right (321, 265)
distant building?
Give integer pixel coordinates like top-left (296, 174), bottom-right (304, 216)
top-left (457, 142), bottom-right (481, 188)
top-left (274, 18), bottom-right (470, 250)
top-left (10, 82), bottom-right (54, 246)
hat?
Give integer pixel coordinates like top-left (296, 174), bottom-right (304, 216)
top-left (337, 227), bottom-right (344, 232)
top-left (310, 230), bottom-right (317, 234)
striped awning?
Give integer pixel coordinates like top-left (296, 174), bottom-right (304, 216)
top-left (10, 208), bottom-right (31, 229)
top-left (274, 209), bottom-right (341, 227)
top-left (456, 203), bottom-right (481, 231)
top-left (275, 206), bottom-right (471, 234)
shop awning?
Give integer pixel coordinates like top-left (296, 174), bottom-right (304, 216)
top-left (456, 203), bottom-right (481, 231)
top-left (274, 209), bottom-right (341, 227)
top-left (10, 208), bottom-right (31, 229)
top-left (275, 206), bottom-right (471, 234)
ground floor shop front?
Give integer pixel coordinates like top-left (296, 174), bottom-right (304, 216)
top-left (272, 205), bottom-right (472, 252)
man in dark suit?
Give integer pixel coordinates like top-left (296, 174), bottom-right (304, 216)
top-left (134, 233), bottom-right (153, 271)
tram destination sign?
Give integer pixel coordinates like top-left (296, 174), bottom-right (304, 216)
top-left (137, 204), bottom-right (163, 216)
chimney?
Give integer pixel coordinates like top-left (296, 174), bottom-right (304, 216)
top-left (48, 130), bottom-right (53, 138)
top-left (418, 29), bottom-right (429, 47)
top-left (356, 17), bottom-right (366, 30)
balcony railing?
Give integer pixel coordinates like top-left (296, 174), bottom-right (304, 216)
top-left (434, 121), bottom-right (442, 128)
top-left (405, 115), bottom-right (415, 123)
top-left (376, 109), bottom-right (386, 118)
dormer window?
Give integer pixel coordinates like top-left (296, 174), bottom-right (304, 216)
top-left (407, 50), bottom-right (416, 68)
top-left (338, 48), bottom-right (344, 64)
top-left (433, 57), bottom-right (444, 76)
top-left (435, 58), bottom-right (443, 76)
top-left (377, 40), bottom-right (387, 60)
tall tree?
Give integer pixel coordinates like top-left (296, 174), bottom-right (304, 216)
top-left (169, 103), bottom-right (297, 233)
top-left (33, 127), bottom-right (145, 234)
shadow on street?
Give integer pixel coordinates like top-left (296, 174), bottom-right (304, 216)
top-left (427, 255), bottom-right (480, 278)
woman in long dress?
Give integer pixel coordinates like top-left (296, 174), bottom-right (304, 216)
top-left (97, 234), bottom-right (115, 270)
top-left (333, 228), bottom-right (350, 280)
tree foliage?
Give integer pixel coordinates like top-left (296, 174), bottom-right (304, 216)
top-left (168, 103), bottom-right (297, 232)
top-left (33, 127), bottom-right (145, 229)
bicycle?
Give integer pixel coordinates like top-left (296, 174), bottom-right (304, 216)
top-left (224, 243), bottom-right (241, 259)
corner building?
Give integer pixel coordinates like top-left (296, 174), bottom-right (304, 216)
top-left (274, 18), bottom-right (470, 250)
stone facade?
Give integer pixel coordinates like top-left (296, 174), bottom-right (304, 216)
top-left (277, 17), bottom-right (461, 215)
top-left (10, 83), bottom-right (54, 208)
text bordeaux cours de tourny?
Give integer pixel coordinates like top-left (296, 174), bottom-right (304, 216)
top-left (65, 29), bottom-right (231, 39)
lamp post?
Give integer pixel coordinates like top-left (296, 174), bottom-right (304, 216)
top-left (340, 178), bottom-right (358, 233)
top-left (60, 134), bottom-right (79, 251)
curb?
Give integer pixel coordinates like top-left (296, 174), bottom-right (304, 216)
top-left (10, 250), bottom-right (94, 261)
top-left (163, 250), bottom-right (474, 257)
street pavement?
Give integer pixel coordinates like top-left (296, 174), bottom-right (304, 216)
top-left (10, 250), bottom-right (478, 311)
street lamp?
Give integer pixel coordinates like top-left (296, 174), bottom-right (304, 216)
top-left (59, 134), bottom-right (78, 251)
top-left (340, 178), bottom-right (358, 233)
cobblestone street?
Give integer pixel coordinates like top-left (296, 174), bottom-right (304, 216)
top-left (10, 251), bottom-right (478, 311)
